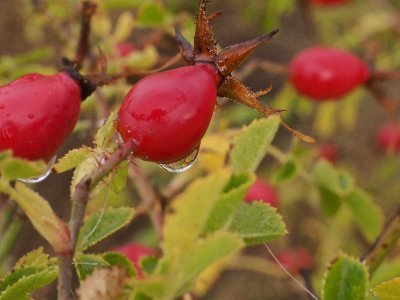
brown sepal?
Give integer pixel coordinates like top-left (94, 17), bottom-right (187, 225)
top-left (218, 75), bottom-right (283, 117)
top-left (194, 0), bottom-right (218, 61)
top-left (214, 29), bottom-right (279, 77)
top-left (175, 27), bottom-right (194, 65)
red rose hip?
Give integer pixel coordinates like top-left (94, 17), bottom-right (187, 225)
top-left (117, 64), bottom-right (218, 164)
top-left (0, 72), bottom-right (83, 161)
top-left (376, 123), bottom-right (400, 152)
top-left (244, 179), bottom-right (279, 208)
top-left (114, 243), bottom-right (157, 278)
top-left (277, 247), bottom-right (313, 275)
top-left (289, 47), bottom-right (369, 101)
top-left (317, 143), bottom-right (338, 162)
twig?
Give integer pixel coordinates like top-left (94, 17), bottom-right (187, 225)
top-left (0, 199), bottom-right (18, 238)
top-left (361, 207), bottom-right (400, 275)
top-left (299, 269), bottom-right (317, 300)
top-left (128, 162), bottom-right (164, 241)
top-left (121, 53), bottom-right (182, 77)
top-left (297, 0), bottom-right (317, 41)
top-left (57, 141), bottom-right (136, 300)
top-left (74, 1), bottom-right (97, 70)
top-left (236, 59), bottom-right (288, 80)
top-left (0, 212), bottom-right (24, 270)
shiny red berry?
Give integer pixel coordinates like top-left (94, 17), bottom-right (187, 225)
top-left (244, 179), bottom-right (279, 208)
top-left (277, 247), bottom-right (313, 275)
top-left (0, 72), bottom-right (82, 161)
top-left (310, 0), bottom-right (349, 5)
top-left (114, 243), bottom-right (157, 278)
top-left (289, 47), bottom-right (369, 101)
top-left (376, 123), bottom-right (400, 152)
top-left (117, 64), bottom-right (218, 164)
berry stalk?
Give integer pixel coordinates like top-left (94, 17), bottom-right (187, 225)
top-left (57, 141), bottom-right (136, 300)
top-left (361, 207), bottom-right (400, 275)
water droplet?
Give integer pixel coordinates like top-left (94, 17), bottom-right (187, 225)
top-left (18, 155), bottom-right (57, 183)
top-left (159, 147), bottom-right (199, 173)
top-left (28, 113), bottom-right (34, 119)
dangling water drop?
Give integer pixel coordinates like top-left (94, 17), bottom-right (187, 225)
top-left (18, 155), bottom-right (57, 183)
top-left (159, 147), bottom-right (199, 173)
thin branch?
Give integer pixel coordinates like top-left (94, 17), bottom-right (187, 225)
top-left (74, 1), bottom-right (97, 70)
top-left (128, 162), bottom-right (164, 241)
top-left (297, 0), bottom-right (317, 41)
top-left (57, 141), bottom-right (136, 300)
top-left (0, 212), bottom-right (24, 270)
top-left (121, 53), bottom-right (182, 77)
top-left (0, 198), bottom-right (18, 238)
top-left (361, 207), bottom-right (400, 275)
top-left (235, 59), bottom-right (288, 80)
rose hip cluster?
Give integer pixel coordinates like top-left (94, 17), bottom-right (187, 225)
top-left (0, 0), bottom-right (279, 166)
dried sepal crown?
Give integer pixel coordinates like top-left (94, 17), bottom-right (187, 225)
top-left (175, 0), bottom-right (280, 118)
top-left (175, 0), bottom-right (315, 143)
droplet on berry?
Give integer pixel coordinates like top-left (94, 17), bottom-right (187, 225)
top-left (159, 146), bottom-right (199, 173)
top-left (18, 155), bottom-right (57, 183)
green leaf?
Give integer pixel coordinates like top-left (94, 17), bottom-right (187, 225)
top-left (140, 256), bottom-right (158, 276)
top-left (137, 3), bottom-right (165, 26)
top-left (344, 188), bottom-right (383, 242)
top-left (53, 147), bottom-right (92, 173)
top-left (94, 110), bottom-right (118, 150)
top-left (0, 181), bottom-right (70, 253)
top-left (102, 0), bottom-right (143, 10)
top-left (319, 187), bottom-right (342, 217)
top-left (203, 173), bottom-right (255, 234)
top-left (0, 151), bottom-right (11, 162)
top-left (370, 258), bottom-right (400, 287)
top-left (313, 160), bottom-right (354, 196)
top-left (162, 170), bottom-right (231, 261)
top-left (372, 277), bottom-right (400, 300)
top-left (274, 159), bottom-right (298, 183)
top-left (1, 158), bottom-right (48, 180)
top-left (70, 154), bottom-right (99, 196)
top-left (14, 247), bottom-right (54, 269)
top-left (77, 207), bottom-right (135, 251)
top-left (103, 252), bottom-right (136, 277)
top-left (322, 254), bottom-right (368, 300)
top-left (0, 266), bottom-right (57, 300)
top-left (75, 254), bottom-right (109, 280)
top-left (111, 160), bottom-right (128, 193)
top-left (178, 232), bottom-right (243, 292)
top-left (228, 202), bottom-right (287, 245)
top-left (230, 116), bottom-right (280, 173)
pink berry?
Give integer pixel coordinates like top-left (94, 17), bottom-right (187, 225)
top-left (117, 42), bottom-right (137, 57)
top-left (244, 179), bottom-right (279, 208)
top-left (376, 123), bottom-right (400, 152)
top-left (317, 143), bottom-right (338, 162)
top-left (117, 64), bottom-right (218, 164)
top-left (0, 72), bottom-right (83, 161)
top-left (114, 243), bottom-right (157, 278)
top-left (289, 47), bottom-right (369, 101)
top-left (277, 247), bottom-right (313, 275)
